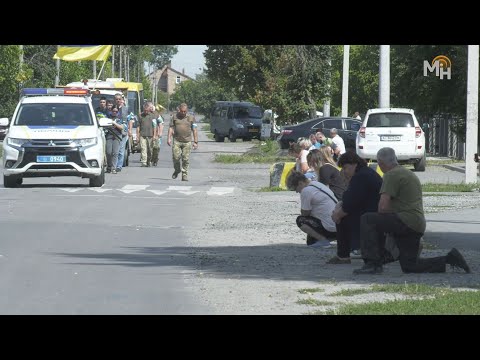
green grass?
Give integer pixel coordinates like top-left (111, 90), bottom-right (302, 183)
top-left (329, 288), bottom-right (372, 297)
top-left (298, 288), bottom-right (325, 294)
top-left (317, 284), bottom-right (480, 315)
top-left (297, 299), bottom-right (335, 306)
top-left (422, 182), bottom-right (479, 192)
top-left (201, 123), bottom-right (211, 132)
top-left (214, 139), bottom-right (293, 164)
top-left (426, 159), bottom-right (462, 166)
top-left (257, 186), bottom-right (288, 192)
top-left (0, 146), bottom-right (2, 158)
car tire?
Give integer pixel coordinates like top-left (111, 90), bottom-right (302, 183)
top-left (89, 167), bottom-right (105, 187)
top-left (414, 153), bottom-right (426, 172)
top-left (3, 175), bottom-right (22, 188)
top-left (228, 130), bottom-right (237, 142)
top-left (214, 130), bottom-right (224, 143)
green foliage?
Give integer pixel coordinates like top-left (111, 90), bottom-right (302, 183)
top-left (170, 74), bottom-right (236, 116)
top-left (205, 45), bottom-right (334, 124)
top-left (0, 45), bottom-right (23, 117)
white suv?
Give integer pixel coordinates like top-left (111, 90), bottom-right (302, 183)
top-left (1, 88), bottom-right (111, 188)
top-left (356, 108), bottom-right (426, 171)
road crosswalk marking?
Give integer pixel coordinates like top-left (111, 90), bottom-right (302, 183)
top-left (51, 185), bottom-right (238, 196)
top-left (206, 187), bottom-right (235, 196)
top-left (119, 184), bottom-right (150, 194)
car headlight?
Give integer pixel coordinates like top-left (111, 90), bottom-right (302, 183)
top-left (7, 138), bottom-right (29, 147)
top-left (72, 138), bottom-right (97, 147)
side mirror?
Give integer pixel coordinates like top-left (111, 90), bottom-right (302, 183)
top-left (98, 117), bottom-right (113, 127)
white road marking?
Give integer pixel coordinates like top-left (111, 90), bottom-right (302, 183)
top-left (147, 190), bottom-right (169, 196)
top-left (206, 187), bottom-right (235, 195)
top-left (167, 186), bottom-right (192, 191)
top-left (59, 188), bottom-right (83, 192)
top-left (119, 184), bottom-right (150, 194)
top-left (89, 188), bottom-right (113, 193)
top-left (178, 191), bottom-right (200, 195)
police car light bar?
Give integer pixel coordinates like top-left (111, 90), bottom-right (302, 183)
top-left (21, 88), bottom-right (90, 97)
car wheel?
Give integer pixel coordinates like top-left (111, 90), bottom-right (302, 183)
top-left (229, 130), bottom-right (237, 142)
top-left (414, 153), bottom-right (426, 172)
top-left (89, 167), bottom-right (105, 187)
top-left (3, 175), bottom-right (22, 188)
top-left (214, 130), bottom-right (224, 142)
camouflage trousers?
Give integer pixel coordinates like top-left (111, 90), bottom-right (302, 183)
top-left (172, 140), bottom-right (192, 176)
top-left (151, 138), bottom-right (161, 165)
top-left (140, 136), bottom-right (154, 166)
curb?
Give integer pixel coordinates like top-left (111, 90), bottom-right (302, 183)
top-left (270, 162), bottom-right (295, 189)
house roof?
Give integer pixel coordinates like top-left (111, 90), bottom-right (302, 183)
top-left (149, 66), bottom-right (195, 81)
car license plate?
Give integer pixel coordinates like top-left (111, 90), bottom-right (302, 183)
top-left (248, 128), bottom-right (259, 132)
top-left (380, 136), bottom-right (401, 141)
top-left (37, 155), bottom-right (66, 163)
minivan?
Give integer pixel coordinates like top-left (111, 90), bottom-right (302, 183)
top-left (210, 101), bottom-right (263, 142)
top-left (356, 108), bottom-right (426, 171)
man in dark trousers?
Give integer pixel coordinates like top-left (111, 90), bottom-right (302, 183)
top-left (353, 147), bottom-right (470, 274)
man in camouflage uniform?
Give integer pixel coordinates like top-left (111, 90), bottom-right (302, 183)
top-left (137, 101), bottom-right (156, 167)
top-left (167, 103), bottom-right (198, 181)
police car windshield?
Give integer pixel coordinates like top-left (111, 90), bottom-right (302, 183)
top-left (15, 104), bottom-right (93, 126)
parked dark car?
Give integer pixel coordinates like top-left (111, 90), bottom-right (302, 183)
top-left (277, 117), bottom-right (362, 150)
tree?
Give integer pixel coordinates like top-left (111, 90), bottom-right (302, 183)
top-left (204, 45), bottom-right (333, 124)
top-left (0, 46), bottom-right (23, 117)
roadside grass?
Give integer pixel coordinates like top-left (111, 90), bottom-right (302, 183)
top-left (422, 182), bottom-right (479, 192)
top-left (313, 284), bottom-right (480, 315)
top-left (257, 186), bottom-right (288, 192)
top-left (0, 146), bottom-right (2, 158)
top-left (297, 299), bottom-right (335, 306)
top-left (298, 288), bottom-right (325, 294)
top-left (426, 159), bottom-right (463, 166)
top-left (214, 139), bottom-right (292, 164)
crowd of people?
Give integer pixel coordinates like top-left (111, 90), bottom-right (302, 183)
top-left (95, 98), bottom-right (198, 181)
top-left (287, 139), bottom-right (471, 275)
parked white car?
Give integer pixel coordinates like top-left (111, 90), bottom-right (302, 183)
top-left (356, 108), bottom-right (426, 171)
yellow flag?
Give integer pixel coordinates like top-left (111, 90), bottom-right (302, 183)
top-left (53, 45), bottom-right (112, 61)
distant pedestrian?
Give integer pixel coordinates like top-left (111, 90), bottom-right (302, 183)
top-left (353, 112), bottom-right (361, 120)
top-left (167, 103), bottom-right (198, 181)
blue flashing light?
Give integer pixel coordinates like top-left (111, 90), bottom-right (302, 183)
top-left (21, 88), bottom-right (89, 97)
top-left (22, 88), bottom-right (48, 95)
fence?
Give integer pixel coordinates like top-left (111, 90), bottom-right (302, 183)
top-left (424, 115), bottom-right (465, 160)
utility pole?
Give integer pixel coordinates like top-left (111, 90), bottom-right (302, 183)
top-left (323, 57), bottom-right (332, 117)
top-left (55, 45), bottom-right (60, 86)
top-left (112, 45), bottom-right (115, 78)
top-left (341, 45), bottom-right (350, 117)
top-left (465, 45), bottom-right (479, 184)
top-left (119, 45), bottom-right (123, 79)
top-left (93, 60), bottom-right (96, 79)
top-left (379, 45), bottom-right (390, 108)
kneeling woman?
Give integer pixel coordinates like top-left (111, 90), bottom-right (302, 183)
top-left (286, 171), bottom-right (338, 248)
top-left (329, 152), bottom-right (383, 264)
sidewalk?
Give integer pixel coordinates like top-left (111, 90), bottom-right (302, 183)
top-left (425, 207), bottom-right (480, 251)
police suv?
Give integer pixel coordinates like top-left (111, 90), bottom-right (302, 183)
top-left (0, 88), bottom-right (111, 188)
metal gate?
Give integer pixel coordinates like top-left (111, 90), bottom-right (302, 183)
top-left (424, 115), bottom-right (465, 160)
